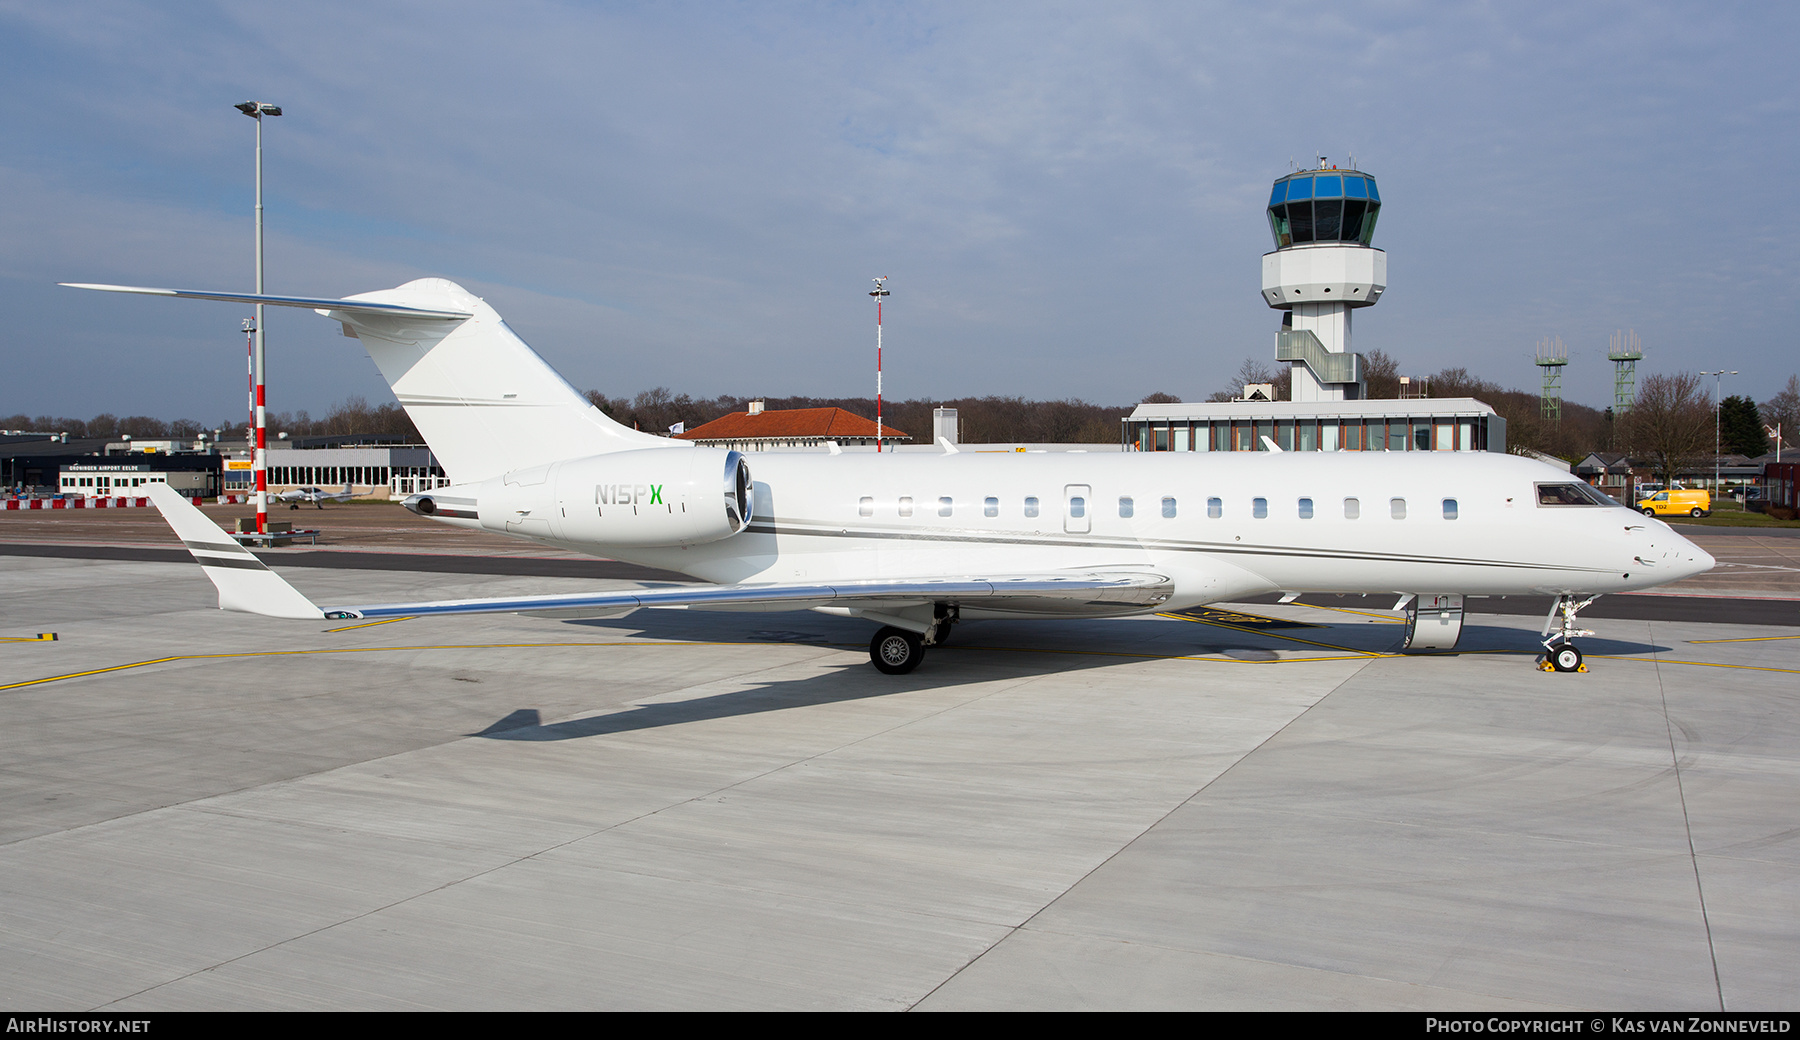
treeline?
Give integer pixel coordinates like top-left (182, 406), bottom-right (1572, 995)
top-left (1206, 354), bottom-right (1800, 463)
top-left (1, 396), bottom-right (423, 442)
top-left (582, 389), bottom-right (1135, 444)
top-left (14, 370), bottom-right (1795, 461)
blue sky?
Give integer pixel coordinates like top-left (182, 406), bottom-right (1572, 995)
top-left (3, 1), bottom-right (1795, 420)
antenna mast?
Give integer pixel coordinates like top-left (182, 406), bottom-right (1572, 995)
top-left (1536, 336), bottom-right (1569, 425)
top-left (869, 277), bottom-right (890, 452)
top-left (1608, 329), bottom-right (1643, 414)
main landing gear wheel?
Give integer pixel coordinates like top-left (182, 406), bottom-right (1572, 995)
top-left (870, 626), bottom-right (924, 674)
top-left (1550, 642), bottom-right (1584, 673)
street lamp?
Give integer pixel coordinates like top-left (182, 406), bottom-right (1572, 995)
top-left (236, 101), bottom-right (280, 534)
top-left (1702, 369), bottom-right (1737, 495)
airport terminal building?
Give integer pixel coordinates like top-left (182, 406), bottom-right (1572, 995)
top-left (1123, 398), bottom-right (1504, 453)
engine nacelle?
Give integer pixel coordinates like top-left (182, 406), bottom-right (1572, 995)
top-left (444, 447), bottom-right (752, 548)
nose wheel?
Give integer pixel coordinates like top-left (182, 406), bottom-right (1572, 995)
top-left (1545, 641), bottom-right (1585, 673)
top-left (1539, 594), bottom-right (1597, 673)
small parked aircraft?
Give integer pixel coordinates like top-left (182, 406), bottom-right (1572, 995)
top-left (72, 278), bottom-right (1714, 673)
top-left (274, 483), bottom-right (355, 509)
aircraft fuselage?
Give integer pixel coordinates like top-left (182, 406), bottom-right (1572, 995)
top-left (417, 447), bottom-right (1713, 620)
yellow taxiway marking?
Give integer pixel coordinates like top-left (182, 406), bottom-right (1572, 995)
top-left (0, 633), bottom-right (57, 643)
top-left (1591, 655), bottom-right (1800, 676)
top-left (1292, 602), bottom-right (1409, 624)
top-left (959, 643), bottom-right (1392, 664)
top-left (1685, 634), bottom-right (1800, 644)
top-left (0, 641), bottom-right (747, 692)
top-left (9, 637), bottom-right (1793, 695)
top-left (325, 616), bottom-right (416, 633)
top-left (0, 634), bottom-right (1417, 694)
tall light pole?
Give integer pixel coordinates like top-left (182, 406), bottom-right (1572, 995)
top-left (1702, 369), bottom-right (1736, 494)
top-left (869, 277), bottom-right (889, 452)
top-left (235, 101), bottom-right (281, 534)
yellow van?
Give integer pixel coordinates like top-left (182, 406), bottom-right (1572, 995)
top-left (1637, 488), bottom-right (1711, 518)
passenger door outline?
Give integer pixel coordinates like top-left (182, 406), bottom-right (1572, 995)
top-left (1064, 484), bottom-right (1091, 534)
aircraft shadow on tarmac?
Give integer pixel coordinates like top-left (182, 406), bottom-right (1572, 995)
top-left (471, 614), bottom-right (1133, 742)
top-left (464, 612), bottom-right (1672, 742)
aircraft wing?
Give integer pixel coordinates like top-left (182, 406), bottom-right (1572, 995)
top-left (144, 484), bottom-right (1170, 622)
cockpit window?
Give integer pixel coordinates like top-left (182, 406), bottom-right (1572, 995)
top-left (1536, 482), bottom-right (1618, 507)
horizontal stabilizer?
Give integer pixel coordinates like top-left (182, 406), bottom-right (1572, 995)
top-left (60, 284), bottom-right (473, 320)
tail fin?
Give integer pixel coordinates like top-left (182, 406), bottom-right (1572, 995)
top-left (62, 277), bottom-right (675, 483)
top-left (145, 484), bottom-right (323, 619)
top-left (328, 279), bottom-right (672, 481)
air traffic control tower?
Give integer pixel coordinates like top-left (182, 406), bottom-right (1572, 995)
top-left (1261, 164), bottom-right (1386, 401)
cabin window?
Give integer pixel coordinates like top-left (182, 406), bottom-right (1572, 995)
top-left (984, 496), bottom-right (998, 517)
top-left (1443, 498), bottom-right (1458, 519)
top-left (1390, 497), bottom-right (1407, 519)
top-left (1161, 496), bottom-right (1177, 518)
top-left (938, 497), bottom-right (953, 517)
top-left (1207, 497), bottom-right (1222, 518)
top-left (1298, 497), bottom-right (1314, 519)
top-left (1024, 496), bottom-right (1040, 518)
top-left (858, 497), bottom-right (873, 517)
top-left (1119, 496), bottom-right (1134, 518)
top-left (1344, 497), bottom-right (1360, 519)
top-left (1069, 496), bottom-right (1086, 518)
top-left (1253, 497), bottom-right (1268, 518)
top-left (898, 496), bottom-right (913, 517)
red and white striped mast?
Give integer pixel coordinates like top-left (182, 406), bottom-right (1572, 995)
top-left (244, 316), bottom-right (256, 504)
top-left (869, 276), bottom-right (889, 452)
top-left (235, 100), bottom-right (281, 534)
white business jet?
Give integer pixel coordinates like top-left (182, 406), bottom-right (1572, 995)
top-left (274, 482), bottom-right (355, 508)
top-left (68, 278), bottom-right (1713, 674)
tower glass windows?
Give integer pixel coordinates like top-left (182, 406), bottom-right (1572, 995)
top-left (1267, 171), bottom-right (1380, 249)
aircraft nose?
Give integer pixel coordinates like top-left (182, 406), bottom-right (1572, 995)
top-left (1670, 533), bottom-right (1715, 579)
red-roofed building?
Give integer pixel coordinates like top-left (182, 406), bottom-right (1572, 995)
top-left (673, 401), bottom-right (910, 451)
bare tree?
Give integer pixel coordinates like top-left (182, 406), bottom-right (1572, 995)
top-left (1762, 375), bottom-right (1800, 449)
top-left (1362, 350), bottom-right (1400, 398)
top-left (1628, 372), bottom-right (1713, 485)
top-left (1208, 357), bottom-right (1276, 401)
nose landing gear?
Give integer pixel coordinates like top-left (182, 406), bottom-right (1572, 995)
top-left (1539, 594), bottom-right (1597, 673)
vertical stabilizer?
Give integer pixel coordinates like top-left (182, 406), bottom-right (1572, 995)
top-left (324, 279), bottom-right (674, 482)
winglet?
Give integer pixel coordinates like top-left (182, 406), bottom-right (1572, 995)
top-left (145, 484), bottom-right (325, 619)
